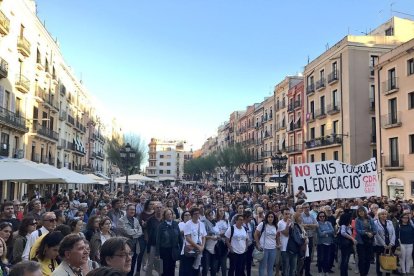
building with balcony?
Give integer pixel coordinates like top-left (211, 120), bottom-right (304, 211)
top-left (287, 80), bottom-right (305, 168)
top-left (146, 138), bottom-right (192, 182)
top-left (0, 0), bottom-right (115, 200)
top-left (375, 37), bottom-right (414, 199)
top-left (262, 96), bottom-right (275, 181)
top-left (304, 17), bottom-right (414, 165)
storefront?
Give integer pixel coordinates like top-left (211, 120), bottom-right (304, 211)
top-left (387, 177), bottom-right (405, 199)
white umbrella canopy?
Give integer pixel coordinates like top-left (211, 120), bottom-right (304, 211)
top-left (84, 174), bottom-right (108, 185)
top-left (115, 174), bottom-right (159, 183)
top-left (0, 158), bottom-right (65, 183)
top-left (34, 164), bottom-right (99, 184)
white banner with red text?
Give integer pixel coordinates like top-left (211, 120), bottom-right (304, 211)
top-left (291, 158), bottom-right (380, 202)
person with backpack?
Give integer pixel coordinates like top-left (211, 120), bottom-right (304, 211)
top-left (225, 214), bottom-right (247, 276)
top-left (254, 211), bottom-right (278, 276)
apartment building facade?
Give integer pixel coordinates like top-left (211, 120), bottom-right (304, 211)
top-left (375, 38), bottom-right (414, 199)
top-left (304, 17), bottom-right (414, 165)
top-left (262, 96), bottom-right (275, 180)
top-left (0, 0), bottom-right (112, 199)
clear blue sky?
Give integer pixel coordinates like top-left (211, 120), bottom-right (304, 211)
top-left (35, 0), bottom-right (413, 150)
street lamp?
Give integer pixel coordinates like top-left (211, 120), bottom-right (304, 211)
top-left (271, 151), bottom-right (288, 194)
top-left (120, 143), bottom-right (136, 195)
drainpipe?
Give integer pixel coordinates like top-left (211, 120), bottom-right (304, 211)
top-left (340, 53), bottom-right (344, 162)
top-left (377, 66), bottom-right (383, 196)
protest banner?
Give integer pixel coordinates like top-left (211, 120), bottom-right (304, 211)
top-left (292, 158), bottom-right (380, 202)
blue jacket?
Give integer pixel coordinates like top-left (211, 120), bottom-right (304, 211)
top-left (355, 217), bottom-right (377, 244)
top-left (374, 219), bottom-right (395, 247)
top-left (317, 221), bottom-right (334, 245)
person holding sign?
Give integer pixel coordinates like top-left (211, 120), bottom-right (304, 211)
top-left (295, 186), bottom-right (307, 201)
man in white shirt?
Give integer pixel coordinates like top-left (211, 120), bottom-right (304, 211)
top-left (278, 208), bottom-right (292, 276)
top-left (22, 212), bottom-right (57, 260)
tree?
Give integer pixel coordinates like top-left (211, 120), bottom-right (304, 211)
top-left (216, 145), bottom-right (238, 191)
top-left (184, 158), bottom-right (203, 181)
top-left (105, 133), bottom-right (146, 175)
top-left (234, 143), bottom-right (255, 190)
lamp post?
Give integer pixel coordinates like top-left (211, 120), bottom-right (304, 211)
top-left (271, 151), bottom-right (288, 194)
top-left (120, 143), bottom-right (136, 195)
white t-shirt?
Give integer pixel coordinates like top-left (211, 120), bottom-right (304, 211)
top-left (178, 221), bottom-right (186, 233)
top-left (216, 220), bottom-right (229, 235)
top-left (256, 222), bottom-right (277, 249)
top-left (183, 220), bottom-right (207, 245)
top-left (225, 225), bottom-right (247, 254)
top-left (277, 220), bottom-right (290, 252)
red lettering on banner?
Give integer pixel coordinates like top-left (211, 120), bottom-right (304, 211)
top-left (295, 165), bottom-right (310, 177)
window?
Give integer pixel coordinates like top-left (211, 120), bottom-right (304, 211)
top-left (333, 151), bottom-right (339, 161)
top-left (409, 92), bottom-right (414, 109)
top-left (333, 121), bottom-right (338, 135)
top-left (310, 101), bottom-right (315, 118)
top-left (410, 134), bottom-right (414, 154)
top-left (310, 127), bottom-right (315, 140)
top-left (385, 27), bottom-right (394, 36)
top-left (332, 90), bottom-right (338, 107)
top-left (321, 124), bottom-right (325, 137)
top-left (408, 58), bottom-right (414, 75)
top-left (321, 153), bottom-right (326, 161)
top-left (310, 154), bottom-right (315, 163)
top-left (159, 170), bottom-right (163, 174)
top-left (167, 162), bottom-right (171, 166)
top-left (388, 68), bottom-right (397, 90)
top-left (388, 98), bottom-right (398, 124)
top-left (160, 154), bottom-right (164, 158)
top-left (411, 181), bottom-right (414, 196)
top-left (389, 137), bottom-right (399, 166)
top-left (370, 56), bottom-right (379, 76)
top-left (332, 62), bottom-right (337, 76)
top-left (167, 170), bottom-right (171, 174)
top-left (159, 162), bottom-right (164, 166)
top-left (16, 97), bottom-right (21, 116)
top-left (320, 96), bottom-right (325, 114)
top-left (320, 69), bottom-right (325, 80)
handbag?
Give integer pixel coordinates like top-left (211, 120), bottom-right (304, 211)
top-left (252, 247), bottom-right (264, 261)
top-left (379, 249), bottom-right (397, 272)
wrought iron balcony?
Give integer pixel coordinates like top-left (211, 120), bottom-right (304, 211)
top-left (0, 10), bottom-right (10, 36)
top-left (0, 57), bottom-right (8, 79)
top-left (305, 135), bottom-right (342, 149)
top-left (315, 78), bottom-right (326, 91)
top-left (315, 108), bottom-right (326, 119)
top-left (307, 112), bottom-right (315, 123)
top-left (96, 151), bottom-right (105, 160)
top-left (33, 124), bottom-right (59, 141)
top-left (383, 154), bottom-right (404, 170)
top-left (17, 36), bottom-right (31, 57)
top-left (328, 70), bottom-right (339, 84)
top-left (0, 106), bottom-right (28, 132)
top-left (306, 84), bottom-right (315, 95)
top-left (287, 103), bottom-right (294, 112)
top-left (15, 74), bottom-right (30, 93)
top-left (327, 103), bottom-right (340, 115)
top-left (381, 112), bottom-right (402, 129)
top-left (369, 98), bottom-right (375, 112)
top-left (286, 144), bottom-right (303, 153)
top-left (382, 77), bottom-right (399, 95)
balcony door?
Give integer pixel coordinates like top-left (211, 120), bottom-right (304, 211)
top-left (389, 137), bottom-right (399, 166)
top-left (332, 90), bottom-right (338, 108)
top-left (320, 96), bottom-right (325, 114)
top-left (388, 68), bottom-right (396, 89)
top-left (388, 98), bottom-right (397, 124)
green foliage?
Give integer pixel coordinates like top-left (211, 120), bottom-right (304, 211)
top-left (105, 133), bottom-right (146, 174)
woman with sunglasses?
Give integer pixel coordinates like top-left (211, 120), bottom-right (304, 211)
top-left (11, 216), bottom-right (37, 264)
top-left (316, 211), bottom-right (334, 276)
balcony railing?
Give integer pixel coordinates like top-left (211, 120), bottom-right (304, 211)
top-left (306, 83), bottom-right (315, 95)
top-left (383, 154), bottom-right (404, 170)
top-left (294, 100), bottom-right (301, 109)
top-left (0, 106), bottom-right (28, 132)
top-left (328, 70), bottom-right (339, 84)
top-left (15, 74), bottom-right (30, 93)
top-left (382, 112), bottom-right (402, 128)
top-left (305, 135), bottom-right (342, 149)
top-left (315, 108), bottom-right (326, 119)
top-left (0, 10), bottom-right (10, 36)
top-left (57, 139), bottom-right (66, 150)
top-left (287, 103), bottom-right (294, 112)
top-left (327, 103), bottom-right (340, 114)
top-left (307, 112), bottom-right (315, 123)
top-left (382, 77), bottom-right (399, 95)
top-left (33, 124), bottom-right (59, 141)
top-left (17, 36), bottom-right (31, 57)
top-left (286, 144), bottom-right (303, 153)
top-left (0, 57), bottom-right (8, 79)
top-left (315, 78), bottom-right (326, 90)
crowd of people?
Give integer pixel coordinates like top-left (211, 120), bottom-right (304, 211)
top-left (0, 184), bottom-right (413, 276)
